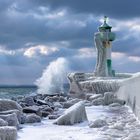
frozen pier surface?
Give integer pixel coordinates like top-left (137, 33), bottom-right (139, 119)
top-left (68, 72), bottom-right (140, 119)
top-left (18, 105), bottom-right (140, 140)
top-left (68, 72), bottom-right (132, 96)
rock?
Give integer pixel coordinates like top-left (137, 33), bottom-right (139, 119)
top-left (0, 126), bottom-right (17, 140)
top-left (0, 110), bottom-right (22, 124)
top-left (63, 102), bottom-right (74, 109)
top-left (36, 99), bottom-right (48, 105)
top-left (63, 98), bottom-right (82, 108)
top-left (0, 113), bottom-right (19, 128)
top-left (59, 96), bottom-right (67, 102)
top-left (25, 114), bottom-right (41, 123)
top-left (19, 102), bottom-right (27, 108)
top-left (89, 119), bottom-right (107, 128)
top-left (0, 99), bottom-right (22, 112)
top-left (92, 97), bottom-right (104, 105)
top-left (54, 102), bottom-right (63, 108)
top-left (54, 101), bottom-right (88, 125)
top-left (113, 99), bottom-right (126, 105)
top-left (68, 98), bottom-right (82, 104)
top-left (104, 92), bottom-right (115, 105)
top-left (24, 96), bottom-right (35, 106)
top-left (23, 106), bottom-right (40, 114)
top-left (0, 118), bottom-right (8, 126)
top-left (109, 103), bottom-right (121, 107)
top-left (42, 107), bottom-right (53, 113)
top-left (41, 111), bottom-right (51, 117)
top-left (85, 93), bottom-right (93, 100)
top-left (20, 114), bottom-right (27, 124)
top-left (48, 96), bottom-right (59, 102)
top-left (48, 115), bottom-right (59, 120)
top-left (89, 94), bottom-right (103, 101)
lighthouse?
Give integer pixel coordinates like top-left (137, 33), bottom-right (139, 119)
top-left (94, 16), bottom-right (116, 77)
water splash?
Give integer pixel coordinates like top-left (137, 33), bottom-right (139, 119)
top-left (35, 57), bottom-right (69, 94)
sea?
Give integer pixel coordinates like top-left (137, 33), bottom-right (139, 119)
top-left (0, 83), bottom-right (69, 99)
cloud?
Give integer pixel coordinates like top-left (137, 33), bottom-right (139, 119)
top-left (24, 45), bottom-right (58, 58)
top-left (0, 0), bottom-right (140, 84)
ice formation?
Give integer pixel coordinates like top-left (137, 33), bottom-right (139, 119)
top-left (54, 101), bottom-right (88, 125)
top-left (36, 57), bottom-right (69, 94)
top-left (0, 126), bottom-right (17, 140)
top-left (116, 72), bottom-right (140, 119)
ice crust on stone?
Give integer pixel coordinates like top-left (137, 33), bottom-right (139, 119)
top-left (0, 126), bottom-right (17, 140)
top-left (54, 101), bottom-right (88, 125)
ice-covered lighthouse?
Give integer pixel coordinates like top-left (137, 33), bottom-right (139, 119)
top-left (94, 16), bottom-right (116, 77)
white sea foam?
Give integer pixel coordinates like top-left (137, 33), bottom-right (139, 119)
top-left (36, 57), bottom-right (69, 94)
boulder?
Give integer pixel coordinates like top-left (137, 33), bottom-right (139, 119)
top-left (113, 99), bottom-right (126, 105)
top-left (92, 97), bottom-right (104, 106)
top-left (24, 96), bottom-right (35, 106)
top-left (109, 103), bottom-right (121, 107)
top-left (0, 99), bottom-right (22, 112)
top-left (54, 102), bottom-right (63, 108)
top-left (23, 106), bottom-right (40, 115)
top-left (63, 98), bottom-right (82, 108)
top-left (0, 126), bottom-right (17, 140)
top-left (89, 119), bottom-right (107, 128)
top-left (59, 96), bottom-right (67, 102)
top-left (48, 96), bottom-right (59, 102)
top-left (89, 94), bottom-right (103, 101)
top-left (0, 113), bottom-right (19, 128)
top-left (25, 114), bottom-right (41, 123)
top-left (36, 99), bottom-right (48, 105)
top-left (41, 111), bottom-right (51, 117)
top-left (85, 93), bottom-right (93, 100)
top-left (48, 115), bottom-right (59, 120)
top-left (54, 101), bottom-right (88, 125)
top-left (63, 102), bottom-right (74, 109)
top-left (0, 110), bottom-right (23, 124)
top-left (104, 92), bottom-right (115, 105)
top-left (42, 107), bottom-right (53, 113)
top-left (0, 118), bottom-right (8, 126)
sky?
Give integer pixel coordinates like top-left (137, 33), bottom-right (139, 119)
top-left (1, 0), bottom-right (140, 85)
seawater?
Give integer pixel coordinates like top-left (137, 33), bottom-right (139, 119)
top-left (0, 83), bottom-right (69, 99)
top-left (0, 86), bottom-right (37, 99)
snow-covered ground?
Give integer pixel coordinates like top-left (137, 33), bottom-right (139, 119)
top-left (18, 105), bottom-right (140, 140)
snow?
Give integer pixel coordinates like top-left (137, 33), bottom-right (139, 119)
top-left (54, 101), bottom-right (87, 125)
top-left (18, 105), bottom-right (140, 140)
top-left (116, 72), bottom-right (140, 119)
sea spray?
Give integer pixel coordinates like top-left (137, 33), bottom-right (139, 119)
top-left (36, 57), bottom-right (69, 94)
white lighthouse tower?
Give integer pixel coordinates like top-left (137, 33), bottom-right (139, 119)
top-left (94, 16), bottom-right (116, 77)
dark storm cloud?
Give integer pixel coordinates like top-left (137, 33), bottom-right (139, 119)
top-left (26, 0), bottom-right (140, 19)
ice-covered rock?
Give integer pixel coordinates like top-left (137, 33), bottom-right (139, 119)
top-left (24, 96), bottom-right (35, 106)
top-left (0, 110), bottom-right (23, 124)
top-left (59, 96), bottom-right (67, 102)
top-left (0, 99), bottom-right (22, 112)
top-left (54, 101), bottom-right (88, 125)
top-left (109, 103), bottom-right (121, 107)
top-left (25, 114), bottom-right (41, 123)
top-left (63, 98), bottom-right (82, 108)
top-left (0, 118), bottom-right (8, 126)
top-left (48, 115), bottom-right (59, 120)
top-left (89, 94), bottom-right (103, 101)
top-left (0, 113), bottom-right (19, 128)
top-left (104, 92), bottom-right (115, 105)
top-left (92, 97), bottom-right (104, 106)
top-left (23, 106), bottom-right (41, 115)
top-left (54, 102), bottom-right (63, 108)
top-left (0, 126), bottom-right (17, 140)
top-left (89, 119), bottom-right (107, 128)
